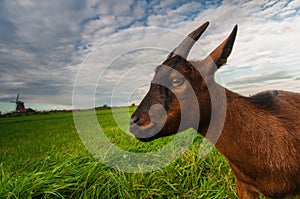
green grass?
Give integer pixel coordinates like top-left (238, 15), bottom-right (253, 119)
top-left (0, 108), bottom-right (238, 198)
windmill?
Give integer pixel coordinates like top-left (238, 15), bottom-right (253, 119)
top-left (10, 93), bottom-right (25, 112)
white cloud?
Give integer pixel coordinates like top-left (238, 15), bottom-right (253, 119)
top-left (0, 0), bottom-right (87, 104)
top-left (87, 0), bottom-right (135, 16)
top-left (286, 0), bottom-right (300, 10)
top-left (0, 0), bottom-right (299, 109)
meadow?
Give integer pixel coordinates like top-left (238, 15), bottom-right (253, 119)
top-left (0, 107), bottom-right (238, 198)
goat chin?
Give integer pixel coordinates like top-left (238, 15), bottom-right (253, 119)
top-left (130, 123), bottom-right (162, 142)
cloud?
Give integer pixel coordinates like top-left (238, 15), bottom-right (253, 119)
top-left (0, 0), bottom-right (299, 110)
top-left (230, 71), bottom-right (293, 84)
top-left (0, 0), bottom-right (87, 104)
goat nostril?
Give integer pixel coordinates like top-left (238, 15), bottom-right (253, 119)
top-left (130, 116), bottom-right (140, 125)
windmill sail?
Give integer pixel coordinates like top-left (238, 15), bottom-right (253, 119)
top-left (15, 93), bottom-right (19, 111)
top-left (16, 93), bottom-right (19, 102)
top-left (9, 93), bottom-right (24, 112)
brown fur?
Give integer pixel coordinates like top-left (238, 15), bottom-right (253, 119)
top-left (215, 90), bottom-right (300, 198)
top-left (130, 22), bottom-right (300, 198)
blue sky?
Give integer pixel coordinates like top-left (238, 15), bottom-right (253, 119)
top-left (0, 0), bottom-right (299, 110)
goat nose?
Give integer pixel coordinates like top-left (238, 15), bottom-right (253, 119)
top-left (130, 115), bottom-right (140, 125)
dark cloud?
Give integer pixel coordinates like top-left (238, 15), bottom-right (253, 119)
top-left (226, 71), bottom-right (294, 86)
top-left (0, 0), bottom-right (88, 104)
top-left (0, 0), bottom-right (299, 110)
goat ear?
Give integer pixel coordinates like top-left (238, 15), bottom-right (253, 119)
top-left (207, 25), bottom-right (238, 68)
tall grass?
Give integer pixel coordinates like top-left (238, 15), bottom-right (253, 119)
top-left (0, 108), bottom-right (239, 198)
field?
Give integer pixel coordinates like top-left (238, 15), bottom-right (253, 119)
top-left (0, 107), bottom-right (238, 198)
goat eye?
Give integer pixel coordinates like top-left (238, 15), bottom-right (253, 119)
top-left (171, 78), bottom-right (183, 87)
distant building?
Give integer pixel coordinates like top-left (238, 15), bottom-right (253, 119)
top-left (16, 101), bottom-right (25, 111)
top-left (10, 93), bottom-right (36, 113)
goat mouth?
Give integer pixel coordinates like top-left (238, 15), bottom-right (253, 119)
top-left (129, 123), bottom-right (162, 142)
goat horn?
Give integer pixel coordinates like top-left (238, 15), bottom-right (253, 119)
top-left (168, 21), bottom-right (209, 59)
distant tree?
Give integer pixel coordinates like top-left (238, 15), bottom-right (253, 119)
top-left (131, 103), bottom-right (135, 107)
top-left (103, 104), bottom-right (108, 108)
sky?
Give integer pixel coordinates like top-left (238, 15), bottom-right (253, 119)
top-left (0, 0), bottom-right (299, 110)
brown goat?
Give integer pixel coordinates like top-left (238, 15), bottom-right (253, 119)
top-left (129, 22), bottom-right (300, 199)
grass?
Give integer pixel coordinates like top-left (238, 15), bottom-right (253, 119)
top-left (0, 107), bottom-right (238, 198)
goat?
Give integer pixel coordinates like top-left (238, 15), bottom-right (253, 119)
top-left (129, 22), bottom-right (300, 199)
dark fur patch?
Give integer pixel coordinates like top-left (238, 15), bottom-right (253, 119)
top-left (246, 90), bottom-right (279, 109)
